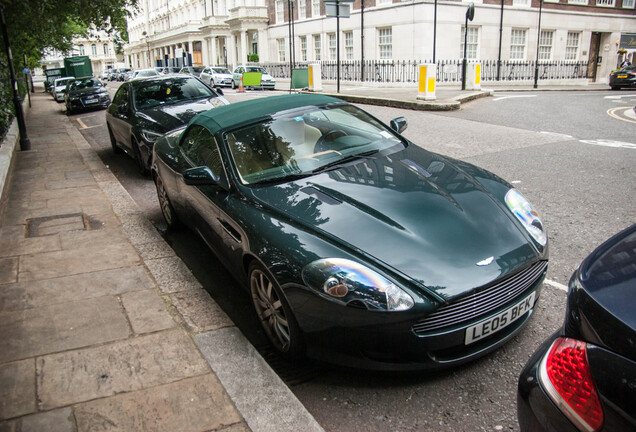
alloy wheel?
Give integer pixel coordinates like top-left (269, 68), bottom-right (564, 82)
top-left (251, 268), bottom-right (291, 353)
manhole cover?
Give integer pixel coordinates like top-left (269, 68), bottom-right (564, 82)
top-left (25, 213), bottom-right (102, 238)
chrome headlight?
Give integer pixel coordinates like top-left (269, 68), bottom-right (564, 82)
top-left (505, 189), bottom-right (547, 246)
top-left (141, 129), bottom-right (163, 143)
top-left (302, 258), bottom-right (414, 311)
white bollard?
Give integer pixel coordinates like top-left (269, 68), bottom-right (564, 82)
top-left (417, 64), bottom-right (436, 101)
top-left (308, 63), bottom-right (323, 92)
top-left (466, 62), bottom-right (482, 90)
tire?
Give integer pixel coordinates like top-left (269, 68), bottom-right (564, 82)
top-left (232, 80), bottom-right (237, 89)
top-left (155, 175), bottom-right (180, 229)
top-left (249, 262), bottom-right (304, 360)
top-left (611, 86), bottom-right (621, 90)
top-left (108, 125), bottom-right (123, 154)
top-left (132, 138), bottom-right (150, 176)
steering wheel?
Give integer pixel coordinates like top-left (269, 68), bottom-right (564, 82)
top-left (314, 130), bottom-right (348, 153)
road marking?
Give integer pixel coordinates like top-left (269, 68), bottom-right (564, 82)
top-left (544, 279), bottom-right (568, 292)
top-left (76, 118), bottom-right (102, 130)
top-left (579, 139), bottom-right (636, 149)
top-left (607, 106), bottom-right (636, 124)
top-left (492, 95), bottom-right (537, 102)
top-left (540, 131), bottom-right (573, 139)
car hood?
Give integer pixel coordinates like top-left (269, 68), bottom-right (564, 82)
top-left (137, 97), bottom-right (228, 131)
top-left (568, 224), bottom-right (636, 361)
top-left (248, 146), bottom-right (541, 301)
top-left (69, 88), bottom-right (107, 97)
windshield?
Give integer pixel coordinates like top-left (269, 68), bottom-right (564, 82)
top-left (213, 68), bottom-right (231, 74)
top-left (68, 78), bottom-right (102, 91)
top-left (133, 77), bottom-right (215, 110)
top-left (225, 104), bottom-right (405, 185)
top-left (246, 66), bottom-right (266, 73)
top-left (137, 70), bottom-right (159, 77)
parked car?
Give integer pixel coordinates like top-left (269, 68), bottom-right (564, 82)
top-left (117, 68), bottom-right (132, 81)
top-left (200, 66), bottom-right (233, 87)
top-left (151, 93), bottom-right (549, 370)
top-left (64, 77), bottom-right (110, 114)
top-left (101, 70), bottom-right (111, 80)
top-left (159, 66), bottom-right (181, 75)
top-left (517, 224), bottom-right (636, 432)
top-left (52, 76), bottom-right (75, 102)
top-left (179, 66), bottom-right (205, 77)
top-left (609, 65), bottom-right (636, 90)
top-left (106, 75), bottom-right (229, 175)
top-left (128, 69), bottom-right (160, 80)
top-left (231, 65), bottom-right (276, 89)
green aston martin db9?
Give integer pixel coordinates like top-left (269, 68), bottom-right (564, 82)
top-left (151, 94), bottom-right (548, 371)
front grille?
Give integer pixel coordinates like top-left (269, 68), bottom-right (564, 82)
top-left (412, 260), bottom-right (548, 335)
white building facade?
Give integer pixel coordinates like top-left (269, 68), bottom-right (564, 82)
top-left (124, 0), bottom-right (636, 83)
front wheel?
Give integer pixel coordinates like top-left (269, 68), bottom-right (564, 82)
top-left (155, 175), bottom-right (180, 229)
top-left (132, 138), bottom-right (150, 176)
top-left (249, 262), bottom-right (304, 360)
top-left (232, 80), bottom-right (237, 89)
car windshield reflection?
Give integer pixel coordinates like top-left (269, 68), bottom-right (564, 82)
top-left (133, 77), bottom-right (215, 110)
top-left (225, 104), bottom-right (406, 185)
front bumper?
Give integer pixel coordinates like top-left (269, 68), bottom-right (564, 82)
top-left (287, 263), bottom-right (547, 371)
top-left (67, 94), bottom-right (111, 111)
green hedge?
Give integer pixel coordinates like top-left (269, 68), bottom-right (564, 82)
top-left (0, 57), bottom-right (28, 141)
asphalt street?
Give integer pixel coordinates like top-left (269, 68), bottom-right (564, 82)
top-left (67, 83), bottom-right (635, 432)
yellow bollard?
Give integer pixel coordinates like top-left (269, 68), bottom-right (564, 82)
top-left (417, 64), bottom-right (436, 101)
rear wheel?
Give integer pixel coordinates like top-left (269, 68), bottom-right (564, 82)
top-left (155, 175), bottom-right (179, 229)
top-left (249, 262), bottom-right (304, 360)
top-left (611, 86), bottom-right (621, 90)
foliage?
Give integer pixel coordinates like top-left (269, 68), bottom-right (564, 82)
top-left (248, 53), bottom-right (259, 62)
top-left (0, 0), bottom-right (138, 138)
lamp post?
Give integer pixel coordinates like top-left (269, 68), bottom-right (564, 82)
top-left (497, 0), bottom-right (503, 80)
top-left (145, 35), bottom-right (151, 68)
top-left (533, 0), bottom-right (543, 89)
top-left (461, 3), bottom-right (475, 91)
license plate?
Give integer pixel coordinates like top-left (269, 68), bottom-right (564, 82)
top-left (617, 75), bottom-right (628, 78)
top-left (465, 291), bottom-right (536, 345)
top-left (84, 99), bottom-right (98, 104)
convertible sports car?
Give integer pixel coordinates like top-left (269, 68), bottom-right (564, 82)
top-left (152, 94), bottom-right (549, 371)
top-left (518, 224), bottom-right (636, 432)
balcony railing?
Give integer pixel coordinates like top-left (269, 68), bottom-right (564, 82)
top-left (263, 59), bottom-right (590, 83)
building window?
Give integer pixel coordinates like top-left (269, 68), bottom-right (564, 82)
top-left (276, 0), bottom-right (284, 23)
top-left (345, 31), bottom-right (353, 60)
top-left (538, 30), bottom-right (553, 61)
top-left (103, 44), bottom-right (109, 55)
top-left (378, 27), bottom-right (392, 60)
top-left (299, 0), bottom-right (306, 18)
top-left (623, 0), bottom-right (634, 7)
top-left (378, 0), bottom-right (392, 4)
top-left (510, 29), bottom-right (527, 60)
top-left (314, 34), bottom-right (321, 60)
top-left (328, 33), bottom-right (336, 60)
top-left (568, 0), bottom-right (587, 3)
top-left (512, 0), bottom-right (530, 5)
top-left (300, 36), bottom-right (307, 61)
top-left (312, 0), bottom-right (320, 16)
top-left (278, 38), bottom-right (286, 61)
top-left (460, 27), bottom-right (479, 59)
top-left (596, 0), bottom-right (615, 5)
top-left (565, 32), bottom-right (580, 60)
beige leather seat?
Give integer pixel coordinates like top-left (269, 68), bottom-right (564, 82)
top-left (226, 134), bottom-right (269, 180)
top-left (270, 118), bottom-right (322, 162)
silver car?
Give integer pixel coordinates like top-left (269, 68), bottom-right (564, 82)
top-left (53, 77), bottom-right (75, 102)
top-left (200, 66), bottom-right (233, 87)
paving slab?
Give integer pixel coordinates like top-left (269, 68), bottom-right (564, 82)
top-left (19, 407), bottom-right (73, 432)
top-left (0, 296), bottom-right (130, 363)
top-left (0, 359), bottom-right (35, 419)
top-left (0, 266), bottom-right (155, 312)
top-left (121, 289), bottom-right (176, 334)
top-left (73, 375), bottom-right (243, 432)
top-left (37, 329), bottom-right (209, 410)
top-left (0, 257), bottom-right (18, 285)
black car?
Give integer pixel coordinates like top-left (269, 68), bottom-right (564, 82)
top-left (609, 65), bottom-right (636, 90)
top-left (105, 75), bottom-right (229, 175)
top-left (65, 77), bottom-right (110, 114)
top-left (518, 224), bottom-right (636, 432)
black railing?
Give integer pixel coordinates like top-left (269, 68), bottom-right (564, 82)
top-left (263, 59), bottom-right (590, 84)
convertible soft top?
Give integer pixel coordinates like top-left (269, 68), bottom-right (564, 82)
top-left (190, 93), bottom-right (342, 135)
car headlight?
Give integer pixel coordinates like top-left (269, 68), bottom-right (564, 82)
top-left (302, 258), bottom-right (414, 311)
top-left (505, 189), bottom-right (547, 246)
top-left (141, 129), bottom-right (163, 143)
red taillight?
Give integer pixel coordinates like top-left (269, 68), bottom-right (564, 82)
top-left (539, 337), bottom-right (603, 432)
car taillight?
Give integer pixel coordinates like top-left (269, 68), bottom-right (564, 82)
top-left (539, 337), bottom-right (603, 432)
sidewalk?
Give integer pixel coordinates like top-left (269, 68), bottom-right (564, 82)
top-left (275, 79), bottom-right (611, 111)
top-left (0, 88), bottom-right (323, 432)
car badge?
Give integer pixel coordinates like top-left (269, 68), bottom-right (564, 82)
top-left (476, 256), bottom-right (494, 266)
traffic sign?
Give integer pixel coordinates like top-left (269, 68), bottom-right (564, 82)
top-left (325, 2), bottom-right (350, 17)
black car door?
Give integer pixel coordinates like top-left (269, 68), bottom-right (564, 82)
top-left (108, 84), bottom-right (133, 152)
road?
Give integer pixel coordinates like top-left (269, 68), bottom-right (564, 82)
top-left (66, 83), bottom-right (636, 432)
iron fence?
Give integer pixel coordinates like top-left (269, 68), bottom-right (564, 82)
top-left (263, 59), bottom-right (590, 84)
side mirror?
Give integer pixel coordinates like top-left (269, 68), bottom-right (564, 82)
top-left (390, 117), bottom-right (408, 134)
top-left (183, 166), bottom-right (220, 186)
top-left (214, 87), bottom-right (224, 96)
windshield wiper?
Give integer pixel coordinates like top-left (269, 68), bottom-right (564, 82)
top-left (312, 149), bottom-right (380, 174)
top-left (252, 172), bottom-right (313, 186)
